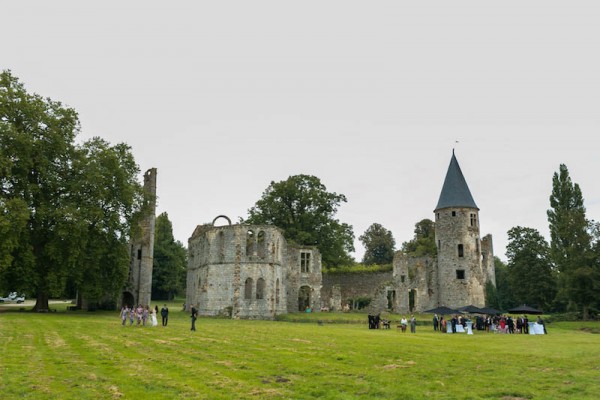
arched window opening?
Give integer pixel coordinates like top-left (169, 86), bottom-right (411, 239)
top-left (218, 231), bottom-right (225, 261)
top-left (257, 231), bottom-right (267, 259)
top-left (256, 278), bottom-right (266, 300)
top-left (244, 278), bottom-right (253, 300)
top-left (246, 230), bottom-right (255, 256)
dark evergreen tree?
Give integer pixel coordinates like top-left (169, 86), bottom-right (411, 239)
top-left (547, 164), bottom-right (596, 318)
top-left (152, 212), bottom-right (187, 300)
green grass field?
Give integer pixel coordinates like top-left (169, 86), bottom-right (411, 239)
top-left (1, 302), bottom-right (599, 399)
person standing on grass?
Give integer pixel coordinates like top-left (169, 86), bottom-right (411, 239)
top-left (129, 306), bottom-right (135, 326)
top-left (161, 304), bottom-right (169, 326)
top-left (190, 304), bottom-right (198, 331)
top-left (150, 306), bottom-right (158, 327)
top-left (433, 314), bottom-right (439, 331)
top-left (410, 315), bottom-right (417, 333)
top-left (400, 316), bottom-right (408, 333)
top-left (120, 305), bottom-right (129, 326)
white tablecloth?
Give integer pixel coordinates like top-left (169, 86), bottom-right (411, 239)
top-left (529, 322), bottom-right (545, 334)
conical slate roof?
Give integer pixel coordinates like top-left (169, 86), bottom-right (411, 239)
top-left (435, 151), bottom-right (478, 211)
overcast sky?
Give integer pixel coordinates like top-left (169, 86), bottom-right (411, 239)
top-left (3, 1), bottom-right (599, 261)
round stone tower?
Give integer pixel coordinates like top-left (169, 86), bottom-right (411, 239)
top-left (186, 216), bottom-right (288, 319)
top-left (434, 151), bottom-right (486, 308)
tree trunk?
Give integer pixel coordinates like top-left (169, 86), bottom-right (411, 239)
top-left (33, 292), bottom-right (50, 312)
top-left (582, 305), bottom-right (589, 321)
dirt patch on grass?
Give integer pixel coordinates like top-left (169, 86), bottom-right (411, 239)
top-left (579, 327), bottom-right (600, 334)
top-left (290, 338), bottom-right (311, 343)
top-left (108, 385), bottom-right (123, 398)
top-left (382, 364), bottom-right (409, 370)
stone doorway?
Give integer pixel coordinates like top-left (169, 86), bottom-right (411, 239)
top-left (298, 286), bottom-right (311, 311)
top-left (122, 291), bottom-right (135, 308)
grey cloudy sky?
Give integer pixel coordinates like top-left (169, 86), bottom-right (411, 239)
top-left (3, 1), bottom-right (599, 261)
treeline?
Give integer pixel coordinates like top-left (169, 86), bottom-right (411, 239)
top-left (487, 164), bottom-right (600, 319)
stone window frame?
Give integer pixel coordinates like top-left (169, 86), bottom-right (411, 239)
top-left (256, 278), bottom-right (266, 300)
top-left (470, 213), bottom-right (478, 227)
top-left (300, 251), bottom-right (311, 273)
top-left (244, 277), bottom-right (253, 300)
top-left (257, 231), bottom-right (267, 259)
top-left (246, 230), bottom-right (255, 256)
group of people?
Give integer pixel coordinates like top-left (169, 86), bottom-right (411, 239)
top-left (431, 313), bottom-right (546, 334)
top-left (399, 316), bottom-right (417, 333)
top-left (119, 304), bottom-right (170, 327)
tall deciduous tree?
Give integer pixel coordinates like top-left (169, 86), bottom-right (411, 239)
top-left (485, 257), bottom-right (514, 311)
top-left (0, 71), bottom-right (143, 311)
top-left (359, 223), bottom-right (395, 265)
top-left (152, 212), bottom-right (187, 300)
top-left (401, 219), bottom-right (437, 257)
top-left (246, 174), bottom-right (354, 266)
top-left (547, 164), bottom-right (596, 318)
top-left (505, 226), bottom-right (556, 310)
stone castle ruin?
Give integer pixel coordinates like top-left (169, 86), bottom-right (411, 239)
top-left (134, 152), bottom-right (495, 317)
top-left (185, 216), bottom-right (322, 319)
top-left (314, 151), bottom-right (496, 314)
top-left (123, 168), bottom-right (157, 308)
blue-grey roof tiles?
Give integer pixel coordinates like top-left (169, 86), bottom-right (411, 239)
top-left (435, 152), bottom-right (478, 211)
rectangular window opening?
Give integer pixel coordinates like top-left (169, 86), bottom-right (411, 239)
top-left (458, 244), bottom-right (464, 257)
top-left (300, 252), bottom-right (311, 273)
top-left (456, 270), bottom-right (465, 280)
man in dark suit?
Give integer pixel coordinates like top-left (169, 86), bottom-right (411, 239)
top-left (190, 305), bottom-right (198, 331)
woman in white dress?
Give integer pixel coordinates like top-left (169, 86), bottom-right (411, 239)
top-left (150, 306), bottom-right (158, 327)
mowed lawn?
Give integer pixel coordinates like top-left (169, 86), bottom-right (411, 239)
top-left (1, 306), bottom-right (599, 399)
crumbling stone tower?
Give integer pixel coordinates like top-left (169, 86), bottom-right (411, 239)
top-left (434, 152), bottom-right (491, 307)
top-left (123, 168), bottom-right (157, 307)
top-left (186, 216), bottom-right (322, 319)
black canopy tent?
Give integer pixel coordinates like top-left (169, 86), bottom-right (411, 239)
top-left (423, 306), bottom-right (461, 315)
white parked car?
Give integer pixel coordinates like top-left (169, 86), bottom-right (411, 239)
top-left (0, 292), bottom-right (25, 303)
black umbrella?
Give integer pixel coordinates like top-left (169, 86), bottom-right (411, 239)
top-left (423, 306), bottom-right (461, 315)
top-left (507, 304), bottom-right (543, 315)
top-left (458, 305), bottom-right (483, 314)
top-left (477, 307), bottom-right (503, 315)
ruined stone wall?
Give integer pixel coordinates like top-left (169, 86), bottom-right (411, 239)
top-left (434, 207), bottom-right (485, 308)
top-left (393, 253), bottom-right (438, 313)
top-left (321, 271), bottom-right (393, 312)
top-left (286, 246), bottom-right (322, 312)
top-left (124, 168), bottom-right (156, 308)
top-left (481, 234), bottom-right (495, 287)
top-left (187, 222), bottom-right (302, 319)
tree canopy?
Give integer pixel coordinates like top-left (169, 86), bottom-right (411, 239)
top-left (152, 212), bottom-right (187, 300)
top-left (505, 226), bottom-right (556, 310)
top-left (547, 164), bottom-right (597, 318)
top-left (0, 71), bottom-right (144, 311)
top-left (401, 219), bottom-right (437, 257)
top-left (359, 223), bottom-right (395, 265)
top-left (245, 174), bottom-right (354, 266)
